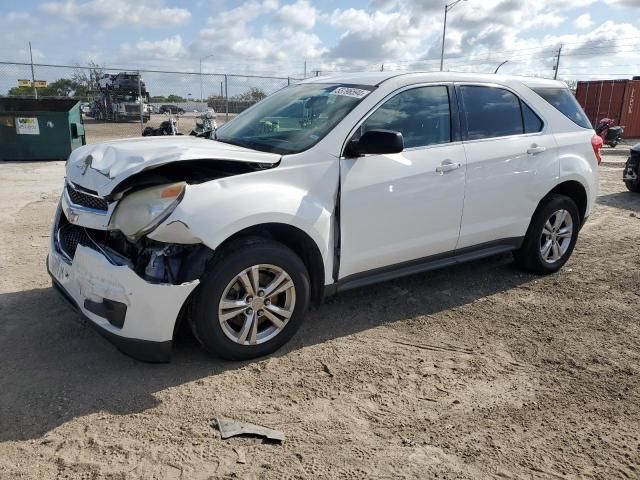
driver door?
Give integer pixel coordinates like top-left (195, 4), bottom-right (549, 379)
top-left (339, 85), bottom-right (467, 279)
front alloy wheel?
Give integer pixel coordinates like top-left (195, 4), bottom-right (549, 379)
top-left (218, 264), bottom-right (296, 346)
top-left (192, 240), bottom-right (310, 360)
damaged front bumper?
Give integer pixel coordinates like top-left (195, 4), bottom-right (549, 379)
top-left (48, 207), bottom-right (199, 362)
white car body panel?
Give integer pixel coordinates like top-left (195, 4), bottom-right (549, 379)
top-left (66, 136), bottom-right (281, 197)
top-left (339, 143), bottom-right (466, 278)
top-left (48, 71), bottom-right (600, 358)
top-left (48, 240), bottom-right (198, 343)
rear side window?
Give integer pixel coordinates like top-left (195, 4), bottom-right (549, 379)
top-left (460, 86), bottom-right (523, 140)
top-left (532, 87), bottom-right (592, 129)
top-left (522, 102), bottom-right (543, 133)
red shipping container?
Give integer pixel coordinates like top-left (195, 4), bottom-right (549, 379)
top-left (575, 79), bottom-right (640, 138)
top-left (620, 81), bottom-right (640, 138)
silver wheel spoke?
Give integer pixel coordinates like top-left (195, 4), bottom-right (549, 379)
top-left (220, 299), bottom-right (247, 310)
top-left (551, 241), bottom-right (561, 261)
top-left (541, 240), bottom-right (553, 259)
top-left (262, 309), bottom-right (285, 329)
top-left (237, 313), bottom-right (254, 344)
top-left (266, 303), bottom-right (293, 319)
top-left (249, 265), bottom-right (261, 294)
top-left (263, 271), bottom-right (287, 296)
top-left (248, 313), bottom-right (258, 345)
top-left (268, 280), bottom-right (294, 299)
top-left (543, 221), bottom-right (554, 237)
top-left (219, 306), bottom-right (247, 323)
top-left (557, 227), bottom-right (572, 239)
top-left (238, 272), bottom-right (255, 296)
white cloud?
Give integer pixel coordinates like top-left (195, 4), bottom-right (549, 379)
top-left (40, 0), bottom-right (192, 29)
top-left (119, 35), bottom-right (187, 62)
top-left (279, 0), bottom-right (316, 29)
top-left (574, 13), bottom-right (594, 29)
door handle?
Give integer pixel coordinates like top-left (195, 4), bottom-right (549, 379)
top-left (436, 161), bottom-right (461, 174)
top-left (527, 145), bottom-right (546, 155)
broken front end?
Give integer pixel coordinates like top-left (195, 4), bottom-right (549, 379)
top-left (48, 143), bottom-right (277, 362)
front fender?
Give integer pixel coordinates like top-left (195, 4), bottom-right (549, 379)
top-left (148, 160), bottom-right (338, 283)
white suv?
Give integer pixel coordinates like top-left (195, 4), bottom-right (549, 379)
top-left (48, 73), bottom-right (600, 362)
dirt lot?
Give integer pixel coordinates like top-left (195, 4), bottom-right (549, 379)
top-left (0, 161), bottom-right (639, 479)
top-left (84, 113), bottom-right (233, 144)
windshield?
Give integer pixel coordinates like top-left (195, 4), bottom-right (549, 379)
top-left (215, 83), bottom-right (375, 154)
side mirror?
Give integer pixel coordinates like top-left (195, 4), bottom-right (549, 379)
top-left (347, 129), bottom-right (404, 156)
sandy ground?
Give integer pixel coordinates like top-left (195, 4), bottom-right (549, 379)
top-left (0, 161), bottom-right (639, 479)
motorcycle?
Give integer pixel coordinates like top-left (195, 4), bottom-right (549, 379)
top-left (595, 118), bottom-right (625, 148)
top-left (623, 143), bottom-right (640, 193)
top-left (142, 113), bottom-right (181, 136)
top-left (190, 109), bottom-right (217, 139)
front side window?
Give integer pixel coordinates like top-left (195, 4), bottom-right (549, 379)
top-left (461, 86), bottom-right (524, 140)
top-left (215, 83), bottom-right (375, 154)
top-left (361, 86), bottom-right (451, 149)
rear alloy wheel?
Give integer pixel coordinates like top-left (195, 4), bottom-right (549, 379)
top-left (192, 240), bottom-right (310, 360)
top-left (514, 194), bottom-right (580, 274)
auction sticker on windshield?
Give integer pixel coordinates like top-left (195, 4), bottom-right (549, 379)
top-left (16, 117), bottom-right (40, 135)
top-left (330, 87), bottom-right (370, 99)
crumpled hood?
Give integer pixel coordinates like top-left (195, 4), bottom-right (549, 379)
top-left (66, 136), bottom-right (281, 196)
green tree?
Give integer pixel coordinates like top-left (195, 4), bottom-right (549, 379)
top-left (233, 87), bottom-right (267, 102)
top-left (167, 94), bottom-right (186, 102)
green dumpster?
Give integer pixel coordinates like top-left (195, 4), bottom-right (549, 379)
top-left (0, 98), bottom-right (85, 161)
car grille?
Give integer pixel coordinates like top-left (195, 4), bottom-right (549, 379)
top-left (125, 105), bottom-right (139, 113)
top-left (57, 223), bottom-right (91, 261)
top-left (66, 184), bottom-right (109, 211)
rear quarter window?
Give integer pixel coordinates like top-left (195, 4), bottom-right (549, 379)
top-left (532, 87), bottom-right (592, 129)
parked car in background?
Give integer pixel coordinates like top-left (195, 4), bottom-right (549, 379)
top-left (48, 72), bottom-right (600, 362)
top-left (623, 143), bottom-right (640, 192)
top-left (159, 104), bottom-right (185, 115)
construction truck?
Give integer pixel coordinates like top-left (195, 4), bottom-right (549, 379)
top-left (90, 72), bottom-right (150, 122)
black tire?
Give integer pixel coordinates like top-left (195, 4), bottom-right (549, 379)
top-left (191, 239), bottom-right (310, 360)
top-left (625, 181), bottom-right (640, 193)
top-left (624, 160), bottom-right (640, 192)
top-left (514, 194), bottom-right (580, 275)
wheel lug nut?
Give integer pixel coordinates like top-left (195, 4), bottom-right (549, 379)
top-left (258, 290), bottom-right (265, 297)
top-left (246, 296), bottom-right (253, 303)
top-left (257, 310), bottom-right (264, 316)
top-left (246, 308), bottom-right (253, 315)
top-left (264, 299), bottom-right (270, 305)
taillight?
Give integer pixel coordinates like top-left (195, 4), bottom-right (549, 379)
top-left (591, 134), bottom-right (603, 165)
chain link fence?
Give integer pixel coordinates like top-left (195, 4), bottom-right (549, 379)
top-left (0, 61), bottom-right (297, 144)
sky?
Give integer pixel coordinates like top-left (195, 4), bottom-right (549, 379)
top-left (1, 0), bottom-right (640, 95)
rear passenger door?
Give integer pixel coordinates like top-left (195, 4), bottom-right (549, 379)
top-left (456, 84), bottom-right (558, 249)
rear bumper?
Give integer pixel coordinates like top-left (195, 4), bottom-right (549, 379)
top-left (48, 208), bottom-right (199, 362)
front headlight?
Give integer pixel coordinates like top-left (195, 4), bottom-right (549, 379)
top-left (109, 182), bottom-right (186, 240)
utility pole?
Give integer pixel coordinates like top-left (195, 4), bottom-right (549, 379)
top-left (304, 60), bottom-right (307, 79)
top-left (199, 54), bottom-right (215, 101)
top-left (381, 64), bottom-right (384, 72)
top-left (440, 0), bottom-right (468, 72)
top-left (553, 44), bottom-right (563, 80)
top-left (29, 42), bottom-right (37, 99)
